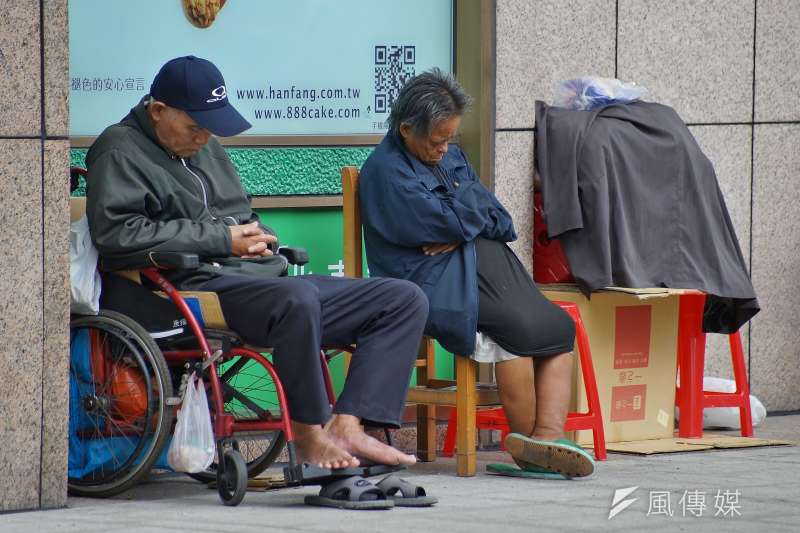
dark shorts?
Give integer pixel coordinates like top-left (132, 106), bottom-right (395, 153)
top-left (476, 237), bottom-right (575, 357)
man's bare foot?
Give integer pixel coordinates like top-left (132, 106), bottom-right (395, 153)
top-left (291, 421), bottom-right (360, 469)
top-left (325, 414), bottom-right (417, 466)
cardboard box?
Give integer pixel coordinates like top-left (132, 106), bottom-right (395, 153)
top-left (542, 285), bottom-right (685, 444)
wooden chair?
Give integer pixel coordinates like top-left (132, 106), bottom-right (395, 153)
top-left (341, 166), bottom-right (499, 476)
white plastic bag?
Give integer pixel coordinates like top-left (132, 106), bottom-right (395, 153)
top-left (552, 76), bottom-right (647, 111)
top-left (675, 376), bottom-right (767, 430)
top-left (70, 216), bottom-right (101, 315)
top-left (701, 377), bottom-right (766, 429)
top-left (168, 373), bottom-right (215, 473)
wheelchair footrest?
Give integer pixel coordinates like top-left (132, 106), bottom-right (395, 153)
top-left (283, 463), bottom-right (405, 487)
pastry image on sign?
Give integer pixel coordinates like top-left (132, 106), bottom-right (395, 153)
top-left (182, 0), bottom-right (227, 29)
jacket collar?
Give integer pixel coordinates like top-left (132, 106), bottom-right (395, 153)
top-left (124, 96), bottom-right (181, 159)
top-left (387, 131), bottom-right (464, 190)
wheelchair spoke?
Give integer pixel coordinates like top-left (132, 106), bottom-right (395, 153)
top-left (218, 356), bottom-right (249, 383)
top-left (220, 381), bottom-right (271, 419)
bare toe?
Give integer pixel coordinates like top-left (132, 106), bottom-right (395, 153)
top-left (293, 429), bottom-right (356, 469)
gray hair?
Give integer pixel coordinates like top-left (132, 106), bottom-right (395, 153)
top-left (387, 68), bottom-right (471, 137)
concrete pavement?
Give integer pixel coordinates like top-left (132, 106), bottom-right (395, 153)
top-left (1, 414), bottom-right (798, 532)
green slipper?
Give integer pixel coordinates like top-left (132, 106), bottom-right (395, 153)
top-left (486, 463), bottom-right (568, 480)
top-left (504, 433), bottom-right (595, 478)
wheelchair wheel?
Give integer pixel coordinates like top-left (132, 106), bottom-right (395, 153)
top-left (68, 310), bottom-right (174, 498)
top-left (187, 431), bottom-right (285, 484)
top-left (186, 350), bottom-right (286, 484)
top-left (217, 448), bottom-right (247, 506)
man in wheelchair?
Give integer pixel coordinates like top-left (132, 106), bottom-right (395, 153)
top-left (84, 55), bottom-right (427, 470)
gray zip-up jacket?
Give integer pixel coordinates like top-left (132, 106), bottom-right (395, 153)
top-left (86, 97), bottom-right (285, 288)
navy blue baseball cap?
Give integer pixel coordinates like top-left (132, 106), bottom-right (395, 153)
top-left (150, 56), bottom-right (251, 137)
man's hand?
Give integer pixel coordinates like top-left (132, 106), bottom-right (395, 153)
top-left (422, 243), bottom-right (460, 256)
top-left (230, 222), bottom-right (277, 257)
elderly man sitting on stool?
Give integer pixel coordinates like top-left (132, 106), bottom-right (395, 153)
top-left (358, 69), bottom-right (596, 478)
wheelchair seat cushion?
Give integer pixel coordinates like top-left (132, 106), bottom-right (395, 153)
top-left (100, 273), bottom-right (189, 339)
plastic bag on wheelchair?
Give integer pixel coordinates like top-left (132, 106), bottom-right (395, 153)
top-left (168, 372), bottom-right (215, 473)
top-left (70, 216), bottom-right (101, 315)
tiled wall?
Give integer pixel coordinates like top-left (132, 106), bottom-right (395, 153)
top-left (494, 0), bottom-right (799, 411)
top-left (0, 0), bottom-right (69, 511)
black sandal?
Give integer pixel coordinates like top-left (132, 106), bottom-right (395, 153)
top-left (376, 474), bottom-right (438, 507)
top-left (304, 476), bottom-right (394, 510)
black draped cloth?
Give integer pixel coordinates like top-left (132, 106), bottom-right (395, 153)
top-left (535, 100), bottom-right (759, 333)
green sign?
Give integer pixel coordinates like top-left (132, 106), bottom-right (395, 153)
top-left (257, 208), bottom-right (454, 382)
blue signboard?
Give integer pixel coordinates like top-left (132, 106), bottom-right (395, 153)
top-left (69, 0), bottom-right (453, 136)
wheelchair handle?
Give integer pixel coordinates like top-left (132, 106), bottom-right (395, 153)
top-left (278, 246), bottom-right (309, 266)
top-left (101, 251), bottom-right (200, 271)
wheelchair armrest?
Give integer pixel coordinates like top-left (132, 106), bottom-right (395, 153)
top-left (100, 252), bottom-right (200, 271)
top-left (278, 246), bottom-right (309, 266)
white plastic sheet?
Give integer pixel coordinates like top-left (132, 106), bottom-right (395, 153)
top-left (675, 376), bottom-right (767, 429)
top-left (69, 216), bottom-right (101, 315)
top-left (553, 76), bottom-right (647, 111)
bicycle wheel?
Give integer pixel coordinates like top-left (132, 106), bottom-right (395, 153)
top-left (68, 310), bottom-right (174, 497)
top-left (186, 349), bottom-right (285, 484)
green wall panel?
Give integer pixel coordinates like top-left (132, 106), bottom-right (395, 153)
top-left (70, 149), bottom-right (88, 196)
top-left (71, 149), bottom-right (87, 167)
top-left (228, 147), bottom-right (372, 195)
top-left (70, 146), bottom-right (374, 196)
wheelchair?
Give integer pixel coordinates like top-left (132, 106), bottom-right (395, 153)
top-left (68, 168), bottom-right (399, 506)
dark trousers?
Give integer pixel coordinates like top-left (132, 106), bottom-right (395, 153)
top-left (197, 274), bottom-right (428, 426)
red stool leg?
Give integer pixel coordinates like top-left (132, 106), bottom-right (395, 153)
top-left (676, 293), bottom-right (707, 438)
top-left (728, 332), bottom-right (753, 437)
top-left (444, 407), bottom-right (511, 456)
top-left (559, 303), bottom-right (606, 461)
top-left (481, 409), bottom-right (510, 450)
top-left (575, 307), bottom-right (606, 460)
top-left (442, 407), bottom-right (457, 457)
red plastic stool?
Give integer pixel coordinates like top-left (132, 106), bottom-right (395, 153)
top-left (675, 292), bottom-right (753, 438)
top-left (442, 301), bottom-right (606, 460)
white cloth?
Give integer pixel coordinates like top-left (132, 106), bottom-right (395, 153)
top-left (70, 216), bottom-right (101, 315)
top-left (470, 331), bottom-right (520, 364)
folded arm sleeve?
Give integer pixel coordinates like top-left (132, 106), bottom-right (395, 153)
top-left (86, 150), bottom-right (232, 257)
top-left (361, 165), bottom-right (494, 248)
top-left (458, 149), bottom-right (517, 242)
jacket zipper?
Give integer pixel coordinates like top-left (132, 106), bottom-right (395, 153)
top-left (180, 158), bottom-right (217, 221)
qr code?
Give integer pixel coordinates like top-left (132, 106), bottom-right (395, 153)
top-left (374, 45), bottom-right (416, 113)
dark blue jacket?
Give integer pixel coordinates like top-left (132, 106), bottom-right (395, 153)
top-left (359, 132), bottom-right (517, 355)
